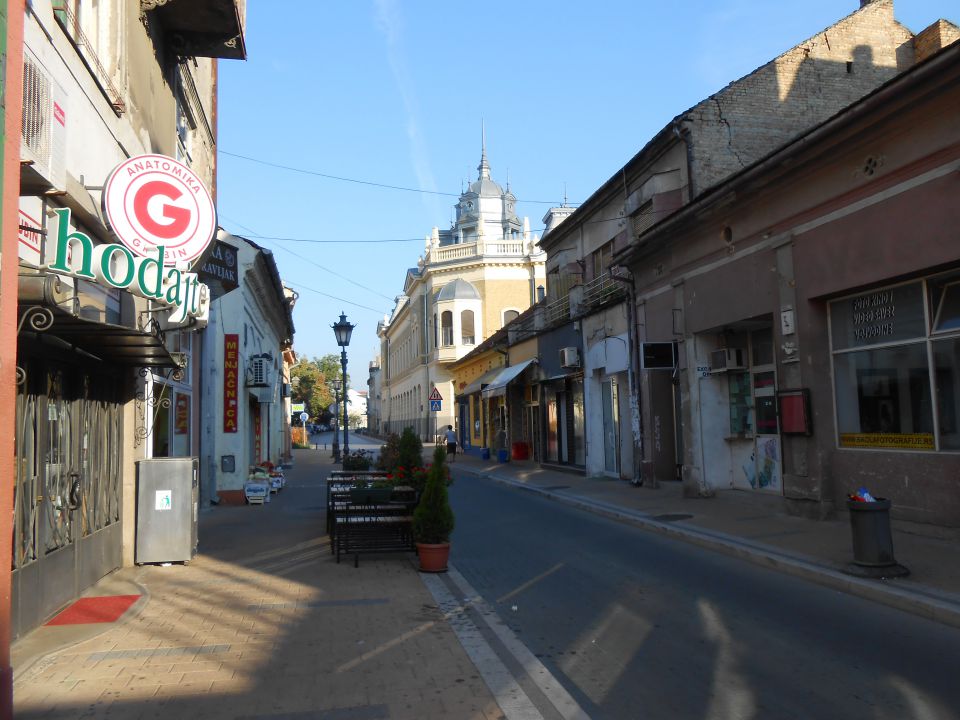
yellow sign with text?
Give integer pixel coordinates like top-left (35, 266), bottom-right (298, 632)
top-left (840, 433), bottom-right (934, 450)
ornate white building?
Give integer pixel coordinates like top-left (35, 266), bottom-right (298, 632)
top-left (377, 143), bottom-right (546, 440)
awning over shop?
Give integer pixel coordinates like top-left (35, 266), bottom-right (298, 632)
top-left (458, 366), bottom-right (504, 398)
top-left (18, 303), bottom-right (180, 369)
top-left (482, 359), bottom-right (535, 399)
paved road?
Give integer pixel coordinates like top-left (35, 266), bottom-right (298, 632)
top-left (448, 471), bottom-right (960, 720)
top-left (308, 430), bottom-right (382, 459)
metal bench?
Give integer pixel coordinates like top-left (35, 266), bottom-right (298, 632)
top-left (334, 490), bottom-right (415, 567)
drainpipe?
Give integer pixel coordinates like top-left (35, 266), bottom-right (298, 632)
top-left (0, 3), bottom-right (25, 715)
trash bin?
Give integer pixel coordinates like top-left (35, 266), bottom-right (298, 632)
top-left (480, 448), bottom-right (491, 460)
top-left (497, 448), bottom-right (510, 463)
top-left (847, 498), bottom-right (897, 567)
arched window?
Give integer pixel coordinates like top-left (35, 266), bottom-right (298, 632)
top-left (503, 309), bottom-right (519, 327)
top-left (441, 311), bottom-right (453, 346)
top-left (461, 310), bottom-right (475, 345)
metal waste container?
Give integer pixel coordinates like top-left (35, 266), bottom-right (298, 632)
top-left (136, 457), bottom-right (199, 564)
top-left (847, 498), bottom-right (896, 567)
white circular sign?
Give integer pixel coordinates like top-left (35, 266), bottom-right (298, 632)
top-left (103, 154), bottom-right (216, 267)
top-left (299, 412), bottom-right (309, 423)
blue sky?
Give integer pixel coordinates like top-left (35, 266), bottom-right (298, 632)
top-left (216, 0), bottom-right (952, 377)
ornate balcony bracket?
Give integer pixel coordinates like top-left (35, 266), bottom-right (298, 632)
top-left (15, 307), bottom-right (54, 385)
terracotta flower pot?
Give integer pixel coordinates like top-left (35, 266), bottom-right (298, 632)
top-left (416, 542), bottom-right (450, 573)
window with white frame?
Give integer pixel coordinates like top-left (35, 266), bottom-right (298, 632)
top-left (829, 272), bottom-right (960, 451)
top-left (461, 310), bottom-right (475, 345)
top-left (441, 311), bottom-right (453, 347)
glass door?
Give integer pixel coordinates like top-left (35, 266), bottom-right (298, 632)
top-left (602, 379), bottom-right (620, 474)
top-left (751, 329), bottom-right (781, 492)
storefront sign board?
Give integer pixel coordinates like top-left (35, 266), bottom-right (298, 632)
top-left (224, 334), bottom-right (239, 433)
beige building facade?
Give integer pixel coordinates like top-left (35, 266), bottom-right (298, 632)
top-left (377, 145), bottom-right (546, 441)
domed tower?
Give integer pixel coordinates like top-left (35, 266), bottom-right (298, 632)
top-left (453, 132), bottom-right (523, 244)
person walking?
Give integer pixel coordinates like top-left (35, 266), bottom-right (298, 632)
top-left (445, 425), bottom-right (458, 462)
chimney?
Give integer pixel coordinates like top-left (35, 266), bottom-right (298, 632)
top-left (914, 20), bottom-right (960, 63)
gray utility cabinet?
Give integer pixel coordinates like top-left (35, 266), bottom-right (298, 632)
top-left (135, 457), bottom-right (199, 564)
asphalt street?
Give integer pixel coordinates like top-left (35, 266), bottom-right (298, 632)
top-left (448, 469), bottom-right (960, 720)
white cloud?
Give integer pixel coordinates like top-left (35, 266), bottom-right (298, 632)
top-left (373, 0), bottom-right (442, 222)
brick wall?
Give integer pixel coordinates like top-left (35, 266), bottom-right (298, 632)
top-left (686, 0), bottom-right (914, 196)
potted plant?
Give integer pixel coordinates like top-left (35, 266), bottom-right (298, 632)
top-left (412, 446), bottom-right (455, 572)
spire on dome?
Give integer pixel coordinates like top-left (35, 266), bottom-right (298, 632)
top-left (477, 121), bottom-right (491, 180)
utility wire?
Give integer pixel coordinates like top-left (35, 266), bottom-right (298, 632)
top-left (284, 281), bottom-right (384, 315)
top-left (220, 211), bottom-right (638, 246)
top-left (218, 214), bottom-right (395, 304)
top-left (219, 149), bottom-right (573, 205)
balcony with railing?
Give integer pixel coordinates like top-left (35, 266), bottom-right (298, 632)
top-left (429, 239), bottom-right (528, 265)
top-left (582, 271), bottom-right (627, 310)
top-left (544, 295), bottom-right (570, 326)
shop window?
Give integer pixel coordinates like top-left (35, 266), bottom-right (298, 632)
top-left (833, 344), bottom-right (933, 449)
top-left (728, 371), bottom-right (753, 436)
top-left (172, 392), bottom-right (191, 456)
top-left (933, 338), bottom-right (960, 450)
top-left (572, 379), bottom-right (586, 466)
top-left (152, 382), bottom-right (171, 457)
top-left (43, 369), bottom-right (74, 554)
top-left (930, 274), bottom-right (960, 333)
top-left (828, 279), bottom-right (960, 451)
top-left (461, 310), bottom-right (475, 345)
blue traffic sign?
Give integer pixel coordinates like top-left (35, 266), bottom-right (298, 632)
top-left (430, 399), bottom-right (441, 412)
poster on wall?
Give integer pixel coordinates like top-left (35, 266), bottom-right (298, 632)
top-left (224, 334), bottom-right (239, 433)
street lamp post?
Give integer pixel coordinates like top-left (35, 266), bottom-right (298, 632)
top-left (330, 378), bottom-right (342, 462)
top-left (332, 312), bottom-right (355, 458)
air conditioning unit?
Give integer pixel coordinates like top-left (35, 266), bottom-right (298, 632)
top-left (710, 348), bottom-right (746, 373)
top-left (560, 346), bottom-right (580, 369)
top-left (246, 357), bottom-right (269, 387)
top-left (21, 49), bottom-right (67, 191)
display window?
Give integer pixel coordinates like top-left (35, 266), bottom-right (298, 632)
top-left (829, 272), bottom-right (960, 452)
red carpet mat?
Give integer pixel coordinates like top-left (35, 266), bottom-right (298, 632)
top-left (45, 595), bottom-right (141, 626)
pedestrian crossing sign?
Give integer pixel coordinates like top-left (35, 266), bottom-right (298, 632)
top-left (429, 387), bottom-right (443, 401)
top-left (430, 399), bottom-right (442, 412)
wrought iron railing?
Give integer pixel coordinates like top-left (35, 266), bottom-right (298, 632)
top-left (52, 1), bottom-right (126, 114)
top-left (582, 271), bottom-right (627, 309)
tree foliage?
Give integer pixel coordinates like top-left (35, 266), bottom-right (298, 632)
top-left (397, 427), bottom-right (423, 470)
top-left (290, 353), bottom-right (348, 419)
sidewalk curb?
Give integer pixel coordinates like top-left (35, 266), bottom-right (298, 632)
top-left (458, 465), bottom-right (960, 630)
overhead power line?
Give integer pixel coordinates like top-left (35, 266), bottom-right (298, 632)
top-left (218, 149), bottom-right (574, 205)
top-left (217, 214), bottom-right (395, 304)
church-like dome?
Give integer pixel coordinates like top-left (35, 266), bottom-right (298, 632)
top-left (437, 278), bottom-right (480, 301)
top-left (467, 177), bottom-right (505, 197)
